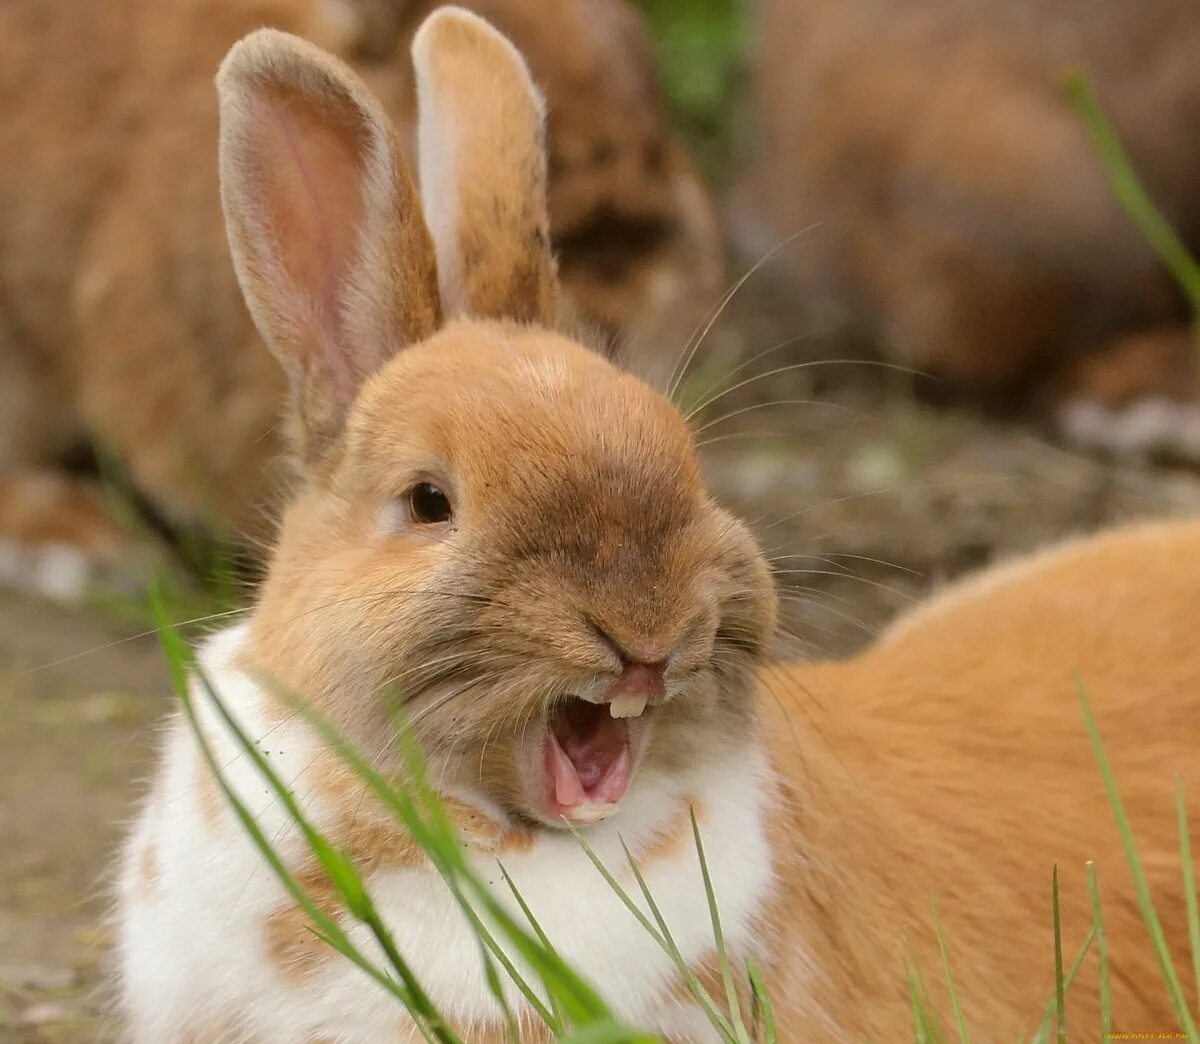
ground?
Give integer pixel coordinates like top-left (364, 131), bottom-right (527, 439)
top-left (3, 285), bottom-right (1200, 1042)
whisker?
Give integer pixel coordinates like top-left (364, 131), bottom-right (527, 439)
top-left (691, 397), bottom-right (861, 437)
top-left (667, 225), bottom-right (822, 401)
top-left (677, 330), bottom-right (816, 417)
top-left (696, 429), bottom-right (794, 449)
top-left (23, 606), bottom-right (252, 675)
top-left (685, 358), bottom-right (926, 423)
top-left (767, 550), bottom-right (922, 577)
top-left (772, 568), bottom-right (917, 602)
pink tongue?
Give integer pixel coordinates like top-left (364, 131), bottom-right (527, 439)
top-left (546, 702), bottom-right (631, 811)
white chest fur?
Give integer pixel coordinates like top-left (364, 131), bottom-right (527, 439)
top-left (116, 625), bottom-right (780, 1043)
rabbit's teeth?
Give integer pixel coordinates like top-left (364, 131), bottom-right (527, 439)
top-left (569, 801), bottom-right (619, 823)
top-left (609, 694), bottom-right (647, 719)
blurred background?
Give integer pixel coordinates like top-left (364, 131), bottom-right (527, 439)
top-left (1, 0), bottom-right (1198, 1038)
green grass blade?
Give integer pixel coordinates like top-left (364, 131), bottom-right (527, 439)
top-left (177, 688), bottom-right (401, 999)
top-left (1177, 779), bottom-right (1200, 1016)
top-left (153, 586), bottom-right (191, 696)
top-left (906, 945), bottom-right (945, 1044)
top-left (457, 875), bottom-right (622, 1029)
top-left (188, 668), bottom-right (459, 1042)
top-left (746, 958), bottom-right (777, 1044)
top-left (158, 635), bottom-right (458, 1040)
top-left (345, 701), bottom-right (636, 1032)
top-left (1052, 866), bottom-right (1066, 1044)
top-left (382, 727), bottom-right (618, 1026)
top-left (619, 836), bottom-right (740, 1042)
top-left (570, 825), bottom-right (735, 1040)
top-left (328, 724), bottom-right (571, 1032)
top-left (476, 940), bottom-right (521, 1044)
top-left (1032, 926), bottom-right (1095, 1044)
top-left (556, 1024), bottom-right (663, 1044)
top-left (152, 603), bottom-right (451, 1042)
top-left (274, 688), bottom-right (564, 1029)
top-left (1077, 674), bottom-right (1200, 1041)
top-left (906, 957), bottom-right (933, 1044)
top-left (568, 828), bottom-right (667, 947)
top-left (1086, 861), bottom-right (1112, 1037)
top-left (1064, 72), bottom-right (1200, 318)
top-left (689, 808), bottom-right (751, 1042)
top-left (499, 862), bottom-right (568, 1030)
top-left (450, 877), bottom-right (560, 1030)
top-left (930, 898), bottom-right (968, 1043)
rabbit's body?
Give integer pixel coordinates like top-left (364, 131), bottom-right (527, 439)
top-left (0, 0), bottom-right (719, 594)
top-left (762, 516), bottom-right (1200, 1037)
top-left (117, 13), bottom-right (1196, 1041)
top-left (120, 517), bottom-right (1200, 1040)
top-left (750, 0), bottom-right (1200, 458)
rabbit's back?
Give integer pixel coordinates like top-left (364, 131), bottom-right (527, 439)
top-left (761, 518), bottom-right (1200, 1036)
top-left (753, 0), bottom-right (1200, 403)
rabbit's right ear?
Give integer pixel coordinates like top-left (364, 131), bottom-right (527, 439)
top-left (217, 30), bottom-right (441, 468)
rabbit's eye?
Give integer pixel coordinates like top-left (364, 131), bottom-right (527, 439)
top-left (408, 482), bottom-right (453, 525)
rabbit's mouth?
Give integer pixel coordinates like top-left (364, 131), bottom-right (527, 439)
top-left (540, 695), bottom-right (651, 826)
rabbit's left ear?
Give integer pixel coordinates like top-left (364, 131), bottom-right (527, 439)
top-left (412, 7), bottom-right (558, 326)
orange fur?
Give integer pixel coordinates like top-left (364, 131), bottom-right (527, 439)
top-left (760, 519), bottom-right (1200, 1036)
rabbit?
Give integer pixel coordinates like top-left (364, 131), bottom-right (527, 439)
top-left (745, 0), bottom-right (1200, 461)
top-left (117, 10), bottom-right (1197, 1042)
top-left (0, 0), bottom-right (720, 600)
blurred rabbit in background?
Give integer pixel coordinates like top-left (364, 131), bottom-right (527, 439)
top-left (745, 0), bottom-right (1200, 459)
top-left (0, 0), bottom-right (721, 596)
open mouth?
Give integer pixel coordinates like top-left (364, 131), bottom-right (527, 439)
top-left (543, 694), bottom-right (650, 824)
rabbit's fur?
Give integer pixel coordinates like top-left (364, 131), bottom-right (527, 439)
top-left (748, 0), bottom-right (1200, 459)
top-left (0, 0), bottom-right (719, 595)
top-left (116, 11), bottom-right (1198, 1041)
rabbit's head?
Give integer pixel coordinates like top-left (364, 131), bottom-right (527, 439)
top-left (218, 8), bottom-right (774, 828)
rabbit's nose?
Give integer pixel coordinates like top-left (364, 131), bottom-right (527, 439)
top-left (609, 660), bottom-right (667, 703)
top-left (589, 621), bottom-right (671, 705)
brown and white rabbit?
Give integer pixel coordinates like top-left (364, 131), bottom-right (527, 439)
top-left (117, 10), bottom-right (1197, 1042)
top-left (746, 0), bottom-right (1200, 460)
top-left (0, 0), bottom-right (719, 598)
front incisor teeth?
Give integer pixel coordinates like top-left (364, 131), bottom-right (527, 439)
top-left (608, 694), bottom-right (648, 719)
top-left (569, 801), bottom-right (618, 824)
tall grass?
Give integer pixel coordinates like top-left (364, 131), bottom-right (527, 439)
top-left (152, 591), bottom-right (1200, 1042)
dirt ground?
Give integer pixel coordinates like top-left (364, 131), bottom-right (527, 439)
top-left (4, 285), bottom-right (1200, 1041)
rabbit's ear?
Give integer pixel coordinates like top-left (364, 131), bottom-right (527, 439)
top-left (217, 29), bottom-right (441, 467)
top-left (412, 8), bottom-right (558, 326)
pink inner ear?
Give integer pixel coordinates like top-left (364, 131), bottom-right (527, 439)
top-left (251, 83), bottom-right (369, 401)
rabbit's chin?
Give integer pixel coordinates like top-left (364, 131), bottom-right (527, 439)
top-left (512, 695), bottom-right (655, 829)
